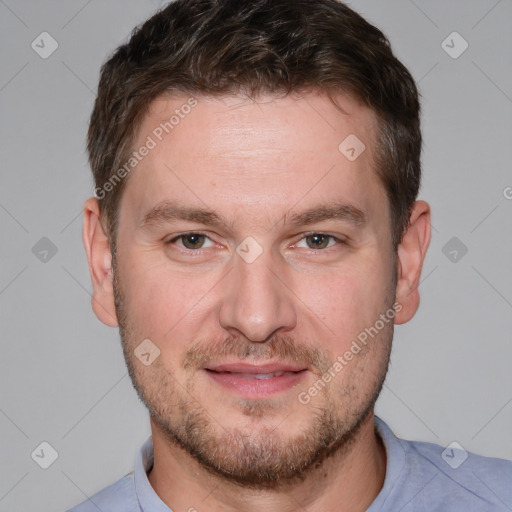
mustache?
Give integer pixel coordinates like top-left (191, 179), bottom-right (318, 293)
top-left (182, 334), bottom-right (333, 375)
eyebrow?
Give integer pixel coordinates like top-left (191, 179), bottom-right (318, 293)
top-left (139, 200), bottom-right (367, 230)
top-left (286, 203), bottom-right (367, 227)
top-left (140, 201), bottom-right (227, 229)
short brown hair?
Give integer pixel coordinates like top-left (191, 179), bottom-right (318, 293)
top-left (88, 0), bottom-right (421, 251)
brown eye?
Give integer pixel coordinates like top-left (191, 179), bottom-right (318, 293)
top-left (180, 233), bottom-right (206, 249)
top-left (305, 233), bottom-right (331, 249)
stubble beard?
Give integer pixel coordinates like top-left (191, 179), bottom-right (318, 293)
top-left (111, 254), bottom-right (394, 490)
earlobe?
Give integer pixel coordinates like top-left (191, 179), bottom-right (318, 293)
top-left (394, 200), bottom-right (432, 325)
top-left (82, 197), bottom-right (119, 327)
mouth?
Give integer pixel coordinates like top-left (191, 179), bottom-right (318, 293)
top-left (206, 370), bottom-right (301, 379)
top-left (203, 362), bottom-right (308, 398)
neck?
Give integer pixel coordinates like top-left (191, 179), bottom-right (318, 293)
top-left (147, 412), bottom-right (387, 512)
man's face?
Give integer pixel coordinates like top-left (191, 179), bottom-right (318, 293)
top-left (111, 91), bottom-right (398, 487)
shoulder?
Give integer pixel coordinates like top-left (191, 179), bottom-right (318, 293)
top-left (373, 417), bottom-right (512, 511)
top-left (406, 437), bottom-right (512, 503)
top-left (66, 472), bottom-right (139, 512)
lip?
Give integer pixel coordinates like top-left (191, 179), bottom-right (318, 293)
top-left (203, 361), bottom-right (308, 398)
top-left (205, 362), bottom-right (307, 374)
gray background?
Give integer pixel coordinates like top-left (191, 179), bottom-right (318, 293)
top-left (0, 1), bottom-right (511, 511)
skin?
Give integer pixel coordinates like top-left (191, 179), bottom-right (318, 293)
top-left (83, 90), bottom-right (431, 512)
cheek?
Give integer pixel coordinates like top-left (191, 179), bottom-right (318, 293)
top-left (294, 257), bottom-right (393, 343)
top-left (120, 254), bottom-right (223, 340)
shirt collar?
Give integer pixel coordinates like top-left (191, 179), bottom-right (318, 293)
top-left (134, 436), bottom-right (173, 511)
top-left (366, 416), bottom-right (407, 511)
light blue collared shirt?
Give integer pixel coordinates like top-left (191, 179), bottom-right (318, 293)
top-left (67, 416), bottom-right (512, 511)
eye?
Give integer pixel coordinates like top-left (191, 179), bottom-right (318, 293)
top-left (295, 233), bottom-right (344, 250)
top-left (167, 232), bottom-right (215, 250)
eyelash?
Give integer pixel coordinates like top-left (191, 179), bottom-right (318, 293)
top-left (166, 231), bottom-right (215, 252)
top-left (166, 231), bottom-right (346, 253)
top-left (295, 233), bottom-right (347, 250)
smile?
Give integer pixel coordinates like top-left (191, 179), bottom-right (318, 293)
top-left (203, 365), bottom-right (308, 398)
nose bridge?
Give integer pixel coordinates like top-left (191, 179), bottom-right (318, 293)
top-left (218, 244), bottom-right (297, 342)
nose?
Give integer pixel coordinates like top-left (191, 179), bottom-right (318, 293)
top-left (218, 246), bottom-right (297, 342)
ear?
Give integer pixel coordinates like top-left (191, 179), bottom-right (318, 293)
top-left (82, 198), bottom-right (119, 327)
top-left (394, 200), bottom-right (431, 325)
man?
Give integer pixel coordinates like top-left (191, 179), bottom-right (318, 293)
top-left (71, 0), bottom-right (512, 510)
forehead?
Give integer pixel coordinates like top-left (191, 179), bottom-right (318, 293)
top-left (143, 90), bottom-right (377, 161)
top-left (119, 90), bottom-right (388, 233)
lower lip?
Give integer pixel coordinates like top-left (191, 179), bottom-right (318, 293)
top-left (204, 369), bottom-right (307, 398)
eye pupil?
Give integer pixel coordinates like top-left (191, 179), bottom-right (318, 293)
top-left (306, 234), bottom-right (329, 249)
top-left (183, 234), bottom-right (205, 249)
